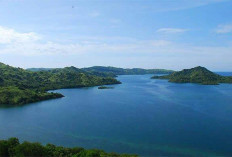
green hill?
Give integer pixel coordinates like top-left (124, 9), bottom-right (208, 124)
top-left (0, 63), bottom-right (120, 105)
top-left (151, 66), bottom-right (232, 85)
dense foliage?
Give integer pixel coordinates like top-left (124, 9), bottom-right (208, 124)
top-left (0, 63), bottom-right (120, 105)
top-left (82, 66), bottom-right (174, 76)
top-left (151, 66), bottom-right (232, 85)
top-left (0, 138), bottom-right (137, 157)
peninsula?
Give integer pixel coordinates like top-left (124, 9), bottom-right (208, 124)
top-left (0, 63), bottom-right (120, 106)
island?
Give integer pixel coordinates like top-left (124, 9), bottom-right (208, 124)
top-left (98, 86), bottom-right (114, 89)
top-left (0, 137), bottom-right (137, 157)
top-left (0, 62), bottom-right (121, 106)
top-left (151, 66), bottom-right (232, 85)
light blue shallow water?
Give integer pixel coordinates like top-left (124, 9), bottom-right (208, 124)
top-left (1, 74), bottom-right (232, 156)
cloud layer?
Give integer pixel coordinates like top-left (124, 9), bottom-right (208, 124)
top-left (0, 25), bottom-right (232, 71)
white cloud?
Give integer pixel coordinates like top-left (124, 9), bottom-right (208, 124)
top-left (156, 28), bottom-right (188, 34)
top-left (0, 26), bottom-right (172, 55)
top-left (215, 24), bottom-right (232, 34)
top-left (0, 39), bottom-right (172, 56)
top-left (0, 26), bottom-right (40, 44)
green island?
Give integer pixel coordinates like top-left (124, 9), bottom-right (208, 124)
top-left (0, 137), bottom-right (137, 157)
top-left (0, 62), bottom-right (121, 106)
top-left (151, 66), bottom-right (232, 85)
top-left (98, 86), bottom-right (114, 89)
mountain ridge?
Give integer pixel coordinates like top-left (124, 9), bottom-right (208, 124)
top-left (28, 66), bottom-right (174, 76)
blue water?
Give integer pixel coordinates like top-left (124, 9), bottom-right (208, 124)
top-left (1, 74), bottom-right (232, 156)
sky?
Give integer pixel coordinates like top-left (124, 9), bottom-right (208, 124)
top-left (0, 0), bottom-right (232, 71)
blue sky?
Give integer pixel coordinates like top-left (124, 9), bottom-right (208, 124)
top-left (0, 0), bottom-right (232, 71)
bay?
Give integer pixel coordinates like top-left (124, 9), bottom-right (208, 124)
top-left (1, 74), bottom-right (232, 156)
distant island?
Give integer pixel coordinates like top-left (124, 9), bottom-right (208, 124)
top-left (98, 86), bottom-right (114, 89)
top-left (0, 62), bottom-right (121, 106)
top-left (0, 137), bottom-right (137, 157)
top-left (151, 66), bottom-right (232, 85)
top-left (28, 66), bottom-right (174, 77)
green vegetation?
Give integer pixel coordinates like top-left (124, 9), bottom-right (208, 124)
top-left (98, 86), bottom-right (114, 89)
top-left (0, 137), bottom-right (137, 157)
top-left (0, 63), bottom-right (121, 105)
top-left (151, 66), bottom-right (232, 85)
top-left (82, 66), bottom-right (174, 76)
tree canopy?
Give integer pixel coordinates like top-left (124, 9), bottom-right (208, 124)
top-left (0, 137), bottom-right (137, 157)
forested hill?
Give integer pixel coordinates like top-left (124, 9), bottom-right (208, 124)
top-left (82, 66), bottom-right (174, 75)
top-left (0, 63), bottom-right (120, 105)
top-left (27, 67), bottom-right (116, 77)
top-left (151, 66), bottom-right (232, 85)
top-left (28, 66), bottom-right (174, 76)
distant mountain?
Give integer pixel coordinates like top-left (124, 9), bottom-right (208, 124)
top-left (82, 66), bottom-right (174, 76)
top-left (151, 66), bottom-right (232, 85)
top-left (0, 63), bottom-right (120, 105)
top-left (26, 68), bottom-right (53, 72)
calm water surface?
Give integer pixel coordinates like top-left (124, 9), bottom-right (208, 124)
top-left (1, 74), bottom-right (232, 156)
